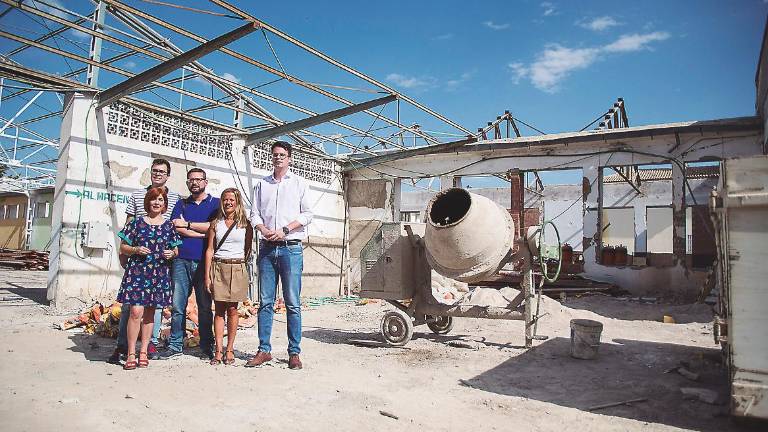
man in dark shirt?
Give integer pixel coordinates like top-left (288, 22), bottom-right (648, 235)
top-left (158, 168), bottom-right (220, 359)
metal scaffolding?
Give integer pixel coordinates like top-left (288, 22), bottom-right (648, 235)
top-left (0, 0), bottom-right (474, 191)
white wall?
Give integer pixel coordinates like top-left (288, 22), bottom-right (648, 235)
top-left (48, 93), bottom-right (344, 309)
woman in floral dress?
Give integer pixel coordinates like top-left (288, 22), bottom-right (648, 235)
top-left (117, 187), bottom-right (182, 370)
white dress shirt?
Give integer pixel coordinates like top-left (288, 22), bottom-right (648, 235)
top-left (250, 170), bottom-right (314, 241)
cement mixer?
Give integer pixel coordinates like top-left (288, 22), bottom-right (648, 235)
top-left (359, 187), bottom-right (563, 347)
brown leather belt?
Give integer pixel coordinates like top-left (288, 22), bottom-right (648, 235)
top-left (214, 258), bottom-right (246, 264)
top-left (262, 240), bottom-right (302, 246)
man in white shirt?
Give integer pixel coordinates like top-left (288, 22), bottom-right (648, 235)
top-left (246, 141), bottom-right (313, 370)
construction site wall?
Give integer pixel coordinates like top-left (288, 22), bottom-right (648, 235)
top-left (48, 93), bottom-right (344, 309)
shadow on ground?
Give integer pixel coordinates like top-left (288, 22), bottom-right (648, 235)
top-left (65, 333), bottom-right (250, 364)
top-left (462, 336), bottom-right (748, 431)
top-left (563, 296), bottom-right (713, 323)
top-left (5, 282), bottom-right (49, 305)
top-left (303, 326), bottom-right (527, 350)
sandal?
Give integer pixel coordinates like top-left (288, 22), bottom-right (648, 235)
top-left (138, 351), bottom-right (149, 368)
top-left (123, 353), bottom-right (137, 371)
top-left (223, 350), bottom-right (235, 365)
top-left (210, 349), bottom-right (223, 365)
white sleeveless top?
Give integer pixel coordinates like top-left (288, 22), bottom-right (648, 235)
top-left (214, 219), bottom-right (247, 259)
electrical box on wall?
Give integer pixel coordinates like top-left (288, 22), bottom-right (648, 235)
top-left (81, 221), bottom-right (110, 249)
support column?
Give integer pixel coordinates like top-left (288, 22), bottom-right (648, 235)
top-left (439, 176), bottom-right (461, 190)
top-left (86, 1), bottom-right (106, 87)
top-left (671, 163), bottom-right (686, 263)
top-left (581, 163), bottom-right (601, 264)
top-left (634, 199), bottom-right (648, 258)
top-left (392, 178), bottom-right (402, 222)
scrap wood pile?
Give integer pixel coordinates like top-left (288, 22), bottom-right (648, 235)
top-left (0, 249), bottom-right (49, 270)
top-left (56, 294), bottom-right (262, 340)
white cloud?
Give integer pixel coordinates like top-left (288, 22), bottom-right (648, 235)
top-left (508, 62), bottom-right (528, 85)
top-left (191, 75), bottom-right (210, 86)
top-left (31, 0), bottom-right (90, 40)
top-left (31, 0), bottom-right (68, 19)
top-left (528, 45), bottom-right (600, 93)
top-left (125, 61), bottom-right (137, 70)
top-left (541, 2), bottom-right (556, 16)
top-left (386, 73), bottom-right (436, 90)
top-left (432, 33), bottom-right (454, 41)
top-left (483, 21), bottom-right (510, 30)
top-left (446, 71), bottom-right (475, 89)
top-left (221, 72), bottom-right (241, 83)
top-left (580, 16), bottom-right (620, 32)
top-left (603, 31), bottom-right (670, 52)
top-left (510, 31), bottom-right (670, 92)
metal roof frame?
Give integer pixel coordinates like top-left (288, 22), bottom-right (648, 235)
top-left (0, 0), bottom-right (472, 190)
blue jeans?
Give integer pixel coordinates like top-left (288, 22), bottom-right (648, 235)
top-left (117, 305), bottom-right (162, 349)
top-left (169, 258), bottom-right (214, 353)
top-left (257, 243), bottom-right (303, 355)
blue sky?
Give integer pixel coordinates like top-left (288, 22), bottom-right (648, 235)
top-left (1, 0), bottom-right (766, 187)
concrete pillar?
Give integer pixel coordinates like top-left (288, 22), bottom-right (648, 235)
top-left (634, 199), bottom-right (648, 255)
top-left (671, 163), bottom-right (686, 261)
top-left (439, 176), bottom-right (461, 190)
top-left (581, 163), bottom-right (601, 264)
top-left (48, 92), bottom-right (118, 309)
top-left (392, 178), bottom-right (402, 222)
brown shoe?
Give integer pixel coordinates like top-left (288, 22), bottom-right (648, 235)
top-left (244, 351), bottom-right (272, 368)
top-left (288, 354), bottom-right (303, 370)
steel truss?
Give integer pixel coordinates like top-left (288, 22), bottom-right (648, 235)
top-left (0, 0), bottom-right (475, 193)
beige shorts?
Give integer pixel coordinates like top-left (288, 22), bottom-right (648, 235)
top-left (211, 260), bottom-right (248, 303)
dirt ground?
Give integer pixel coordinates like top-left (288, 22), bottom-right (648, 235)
top-left (0, 270), bottom-right (760, 431)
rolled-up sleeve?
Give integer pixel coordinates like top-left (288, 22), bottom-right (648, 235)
top-left (249, 182), bottom-right (264, 226)
top-left (296, 178), bottom-right (314, 226)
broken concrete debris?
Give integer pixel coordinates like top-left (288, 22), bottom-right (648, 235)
top-left (680, 387), bottom-right (720, 405)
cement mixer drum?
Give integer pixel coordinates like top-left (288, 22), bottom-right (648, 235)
top-left (424, 188), bottom-right (516, 283)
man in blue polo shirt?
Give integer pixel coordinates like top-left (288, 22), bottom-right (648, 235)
top-left (158, 167), bottom-right (220, 359)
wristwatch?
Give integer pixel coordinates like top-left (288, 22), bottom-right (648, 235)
top-left (186, 221), bottom-right (191, 230)
top-left (282, 226), bottom-right (290, 235)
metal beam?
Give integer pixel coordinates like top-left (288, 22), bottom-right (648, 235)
top-left (611, 166), bottom-right (642, 195)
top-left (246, 94), bottom-right (397, 144)
top-left (86, 0), bottom-right (107, 87)
top-left (100, 0), bottom-right (440, 146)
top-left (97, 21), bottom-right (259, 108)
top-left (208, 0), bottom-right (471, 135)
top-left (341, 136), bottom-right (477, 172)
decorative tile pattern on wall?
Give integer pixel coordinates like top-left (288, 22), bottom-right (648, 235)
top-left (106, 102), bottom-right (233, 159)
top-left (106, 102), bottom-right (335, 184)
top-left (252, 143), bottom-right (335, 185)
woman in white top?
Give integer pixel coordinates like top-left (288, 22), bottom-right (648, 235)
top-left (204, 188), bottom-right (253, 365)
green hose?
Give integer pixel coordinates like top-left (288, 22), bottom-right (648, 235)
top-left (537, 220), bottom-right (562, 283)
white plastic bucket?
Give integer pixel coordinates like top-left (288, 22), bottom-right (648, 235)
top-left (570, 319), bottom-right (603, 360)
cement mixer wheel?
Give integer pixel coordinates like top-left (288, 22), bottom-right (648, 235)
top-left (426, 315), bottom-right (454, 334)
top-left (381, 310), bottom-right (414, 346)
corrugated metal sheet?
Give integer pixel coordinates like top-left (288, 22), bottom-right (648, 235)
top-left (604, 166), bottom-right (720, 183)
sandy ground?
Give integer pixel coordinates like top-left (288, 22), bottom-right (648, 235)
top-left (0, 270), bottom-right (760, 432)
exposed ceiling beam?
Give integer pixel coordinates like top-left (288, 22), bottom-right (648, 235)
top-left (100, 0), bottom-right (440, 146)
top-left (341, 136), bottom-right (477, 172)
top-left (96, 21), bottom-right (259, 109)
top-left (208, 0), bottom-right (471, 135)
top-left (246, 94), bottom-right (397, 145)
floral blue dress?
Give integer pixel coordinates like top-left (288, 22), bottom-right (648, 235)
top-left (117, 217), bottom-right (182, 307)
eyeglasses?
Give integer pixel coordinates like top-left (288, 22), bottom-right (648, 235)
top-left (151, 169), bottom-right (168, 175)
top-left (187, 178), bottom-right (206, 183)
top-left (271, 153), bottom-right (289, 159)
